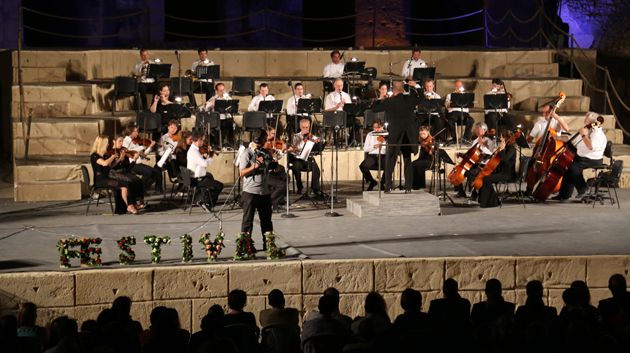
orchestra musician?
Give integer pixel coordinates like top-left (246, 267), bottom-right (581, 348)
top-left (265, 126), bottom-right (288, 212)
top-left (287, 118), bottom-right (322, 196)
top-left (359, 119), bottom-right (387, 191)
top-left (133, 48), bottom-right (156, 111)
top-left (150, 83), bottom-right (174, 126)
top-left (445, 79), bottom-right (474, 144)
top-left (371, 81), bottom-right (418, 192)
top-left (418, 79), bottom-right (446, 141)
top-left (377, 82), bottom-right (389, 100)
top-left (322, 50), bottom-right (345, 78)
top-left (411, 126), bottom-right (434, 190)
top-left (401, 47), bottom-right (428, 80)
top-left (191, 47), bottom-right (215, 100)
top-left (552, 112), bottom-right (608, 201)
top-left (122, 125), bottom-right (163, 194)
top-left (174, 131), bottom-right (193, 169)
top-left (527, 103), bottom-right (570, 143)
top-left (285, 82), bottom-right (311, 136)
top-left (187, 131), bottom-right (224, 211)
top-left (238, 128), bottom-right (274, 249)
top-left (204, 82), bottom-right (235, 147)
top-left (325, 78), bottom-right (356, 145)
top-left (90, 135), bottom-right (141, 214)
top-left (476, 130), bottom-right (516, 208)
top-left (157, 119), bottom-right (181, 179)
top-left (454, 122), bottom-right (496, 198)
top-left (484, 79), bottom-right (515, 134)
top-left (110, 136), bottom-right (147, 212)
top-left (248, 83), bottom-right (276, 112)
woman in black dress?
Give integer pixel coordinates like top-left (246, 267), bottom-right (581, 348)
top-left (110, 136), bottom-right (146, 209)
top-left (476, 130), bottom-right (516, 208)
top-left (412, 126), bottom-right (434, 190)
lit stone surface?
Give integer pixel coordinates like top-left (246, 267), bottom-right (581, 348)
top-left (0, 272), bottom-right (75, 309)
top-left (75, 269), bottom-right (153, 305)
top-left (229, 262), bottom-right (302, 295)
top-left (516, 257), bottom-right (587, 288)
top-left (303, 260), bottom-right (374, 294)
top-left (374, 258), bottom-right (444, 292)
top-left (446, 257), bottom-right (516, 290)
top-left (153, 265), bottom-right (229, 300)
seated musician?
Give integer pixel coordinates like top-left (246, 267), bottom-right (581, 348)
top-left (377, 82), bottom-right (390, 100)
top-left (418, 79), bottom-right (446, 141)
top-left (324, 78), bottom-right (357, 144)
top-left (205, 82), bottom-right (235, 147)
top-left (454, 122), bottom-right (496, 198)
top-left (110, 135), bottom-right (146, 211)
top-left (322, 50), bottom-right (345, 78)
top-left (287, 118), bottom-right (321, 196)
top-left (476, 130), bottom-right (517, 208)
top-left (360, 119), bottom-right (387, 191)
top-left (187, 131), bottom-right (224, 211)
top-left (265, 126), bottom-right (288, 211)
top-left (527, 103), bottom-right (570, 143)
top-left (552, 112), bottom-right (608, 201)
top-left (122, 125), bottom-right (163, 193)
top-left (285, 82), bottom-right (311, 136)
top-left (444, 80), bottom-right (474, 145)
top-left (401, 47), bottom-right (428, 80)
top-left (90, 135), bottom-right (140, 214)
top-left (191, 47), bottom-right (215, 100)
top-left (174, 131), bottom-right (193, 170)
top-left (157, 119), bottom-right (181, 179)
top-left (412, 126), bottom-right (434, 190)
top-left (484, 79), bottom-right (515, 134)
top-left (133, 48), bottom-right (156, 111)
top-left (248, 83), bottom-right (275, 112)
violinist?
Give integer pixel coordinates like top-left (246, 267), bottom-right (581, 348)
top-left (377, 82), bottom-right (389, 100)
top-left (445, 80), bottom-right (474, 144)
top-left (476, 130), bottom-right (516, 208)
top-left (288, 118), bottom-right (321, 196)
top-left (359, 119), bottom-right (387, 191)
top-left (187, 131), bottom-right (224, 212)
top-left (157, 119), bottom-right (180, 179)
top-left (412, 126), bottom-right (434, 190)
top-left (174, 131), bottom-right (193, 169)
top-left (484, 79), bottom-right (515, 134)
top-left (552, 112), bottom-right (608, 201)
top-left (264, 126), bottom-right (288, 211)
top-left (109, 136), bottom-right (146, 211)
top-left (122, 125), bottom-right (163, 194)
top-left (527, 103), bottom-right (570, 143)
top-left (454, 122), bottom-right (496, 198)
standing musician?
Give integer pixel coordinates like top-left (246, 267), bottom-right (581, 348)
top-left (445, 79), bottom-right (474, 144)
top-left (191, 47), bottom-right (215, 100)
top-left (484, 79), bottom-right (515, 134)
top-left (323, 50), bottom-right (345, 78)
top-left (527, 103), bottom-right (570, 143)
top-left (359, 119), bottom-right (387, 191)
top-left (205, 82), bottom-right (235, 147)
top-left (122, 125), bottom-right (163, 194)
top-left (454, 122), bottom-right (496, 198)
top-left (264, 126), bottom-right (288, 211)
top-left (238, 129), bottom-right (274, 250)
top-left (110, 136), bottom-right (147, 212)
top-left (418, 79), bottom-right (446, 141)
top-left (324, 78), bottom-right (356, 144)
top-left (476, 130), bottom-right (516, 208)
top-left (401, 47), bottom-right (428, 80)
top-left (157, 119), bottom-right (181, 179)
top-left (133, 48), bottom-right (156, 111)
top-left (552, 112), bottom-right (608, 201)
top-left (287, 119), bottom-right (322, 196)
top-left (248, 83), bottom-right (276, 112)
top-left (150, 83), bottom-right (174, 127)
top-left (187, 131), bottom-right (224, 211)
top-left (371, 81), bottom-right (418, 192)
top-left (412, 126), bottom-right (434, 190)
top-left (285, 82), bottom-right (311, 136)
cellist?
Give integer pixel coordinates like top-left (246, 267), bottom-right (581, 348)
top-left (527, 104), bottom-right (570, 143)
top-left (454, 122), bottom-right (495, 198)
top-left (476, 130), bottom-right (517, 208)
top-left (552, 112), bottom-right (608, 201)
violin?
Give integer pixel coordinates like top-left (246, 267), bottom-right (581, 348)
top-left (377, 135), bottom-right (385, 143)
top-left (107, 147), bottom-right (138, 159)
top-left (199, 144), bottom-right (218, 158)
top-left (264, 140), bottom-right (286, 152)
top-left (420, 135), bottom-right (434, 155)
top-left (171, 133), bottom-right (181, 142)
top-left (133, 137), bottom-right (153, 147)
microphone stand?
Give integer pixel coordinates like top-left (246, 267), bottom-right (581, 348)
top-left (325, 125), bottom-right (341, 217)
top-left (175, 50), bottom-right (183, 102)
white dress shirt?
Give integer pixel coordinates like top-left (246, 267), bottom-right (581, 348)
top-left (445, 92), bottom-right (470, 113)
top-left (529, 117), bottom-right (563, 141)
top-left (472, 136), bottom-right (496, 156)
top-left (574, 126), bottom-right (607, 160)
top-left (286, 94), bottom-right (312, 116)
top-left (363, 131), bottom-right (386, 155)
top-left (205, 92), bottom-right (232, 110)
top-left (484, 90), bottom-right (510, 114)
top-left (324, 91), bottom-right (352, 111)
top-left (134, 60), bottom-right (155, 83)
top-left (248, 94), bottom-right (276, 112)
top-left (158, 133), bottom-right (177, 157)
top-left (401, 58), bottom-right (428, 78)
top-left (322, 62), bottom-right (345, 78)
top-left (191, 59), bottom-right (215, 82)
top-left (122, 136), bottom-right (153, 158)
top-left (187, 144), bottom-right (213, 178)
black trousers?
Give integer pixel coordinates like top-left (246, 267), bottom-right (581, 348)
top-left (138, 82), bottom-right (158, 111)
top-left (268, 168), bottom-right (287, 207)
top-left (446, 111), bottom-right (474, 140)
top-left (131, 163), bottom-right (163, 192)
top-left (477, 173), bottom-right (511, 208)
top-left (485, 112), bottom-right (515, 134)
top-left (385, 138), bottom-right (414, 191)
top-left (288, 154), bottom-right (320, 192)
top-left (241, 191), bottom-right (273, 236)
top-left (359, 154), bottom-right (385, 184)
top-left (558, 156), bottom-right (603, 199)
top-left (197, 174), bottom-right (224, 206)
top-left (412, 158), bottom-right (432, 189)
top-left (454, 166), bottom-right (481, 194)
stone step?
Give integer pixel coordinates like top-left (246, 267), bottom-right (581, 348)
top-left (514, 95), bottom-right (590, 113)
top-left (11, 101), bottom-right (70, 118)
top-left (12, 120), bottom-right (102, 156)
top-left (491, 63), bottom-right (559, 78)
top-left (347, 190), bottom-right (440, 218)
top-left (13, 66), bottom-right (66, 83)
top-left (14, 180), bottom-right (82, 202)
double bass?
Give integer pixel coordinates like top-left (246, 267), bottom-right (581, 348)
top-left (472, 128), bottom-right (522, 190)
top-left (525, 93), bottom-right (566, 196)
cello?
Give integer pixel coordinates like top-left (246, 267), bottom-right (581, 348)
top-left (472, 127), bottom-right (522, 190)
top-left (448, 143), bottom-right (483, 186)
top-left (525, 92), bottom-right (566, 194)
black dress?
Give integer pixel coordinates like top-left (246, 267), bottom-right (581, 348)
top-left (90, 153), bottom-right (125, 189)
top-left (107, 154), bottom-right (145, 204)
top-left (412, 145), bottom-right (433, 189)
top-left (477, 144), bottom-right (516, 208)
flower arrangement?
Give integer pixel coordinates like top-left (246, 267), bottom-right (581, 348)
top-left (117, 236), bottom-right (136, 265)
top-left (233, 232), bottom-right (256, 261)
top-left (143, 235), bottom-right (171, 263)
top-left (57, 236), bottom-right (102, 268)
top-left (264, 232), bottom-right (285, 260)
top-left (180, 234), bottom-right (193, 263)
top-left (199, 229), bottom-right (225, 262)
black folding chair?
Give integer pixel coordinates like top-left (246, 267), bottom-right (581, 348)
top-left (112, 76), bottom-right (141, 115)
top-left (83, 165), bottom-right (115, 215)
top-left (584, 159), bottom-right (623, 208)
top-left (170, 77), bottom-right (196, 106)
top-left (179, 166), bottom-right (198, 215)
top-left (231, 77), bottom-right (255, 96)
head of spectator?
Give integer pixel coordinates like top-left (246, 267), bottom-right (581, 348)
top-left (228, 289), bottom-right (248, 312)
top-left (400, 288), bottom-right (422, 313)
top-left (526, 280), bottom-right (545, 305)
top-left (485, 278), bottom-right (503, 302)
top-left (111, 296), bottom-right (132, 322)
top-left (17, 302), bottom-right (37, 328)
top-left (443, 278), bottom-right (460, 299)
top-left (268, 289), bottom-right (286, 309)
top-left (365, 292), bottom-right (389, 321)
top-left (608, 274), bottom-right (627, 298)
top-left (318, 295), bottom-right (336, 317)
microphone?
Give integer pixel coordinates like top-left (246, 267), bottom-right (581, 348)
top-left (287, 80), bottom-right (292, 87)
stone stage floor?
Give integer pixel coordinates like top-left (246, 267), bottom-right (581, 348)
top-left (0, 181), bottom-right (629, 272)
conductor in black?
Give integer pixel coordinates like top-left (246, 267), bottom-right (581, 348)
top-left (371, 81), bottom-right (419, 192)
top-left (238, 129), bottom-right (274, 249)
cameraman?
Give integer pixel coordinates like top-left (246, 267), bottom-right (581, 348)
top-left (238, 129), bottom-right (274, 250)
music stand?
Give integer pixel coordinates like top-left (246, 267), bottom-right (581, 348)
top-left (195, 65), bottom-right (220, 80)
top-left (196, 111), bottom-right (221, 149)
top-left (147, 63), bottom-right (172, 81)
top-left (431, 146), bottom-right (456, 205)
top-left (450, 92), bottom-right (474, 147)
top-left (484, 94), bottom-right (509, 137)
top-left (258, 100), bottom-right (283, 114)
top-left (215, 99), bottom-right (239, 115)
top-left (417, 97), bottom-right (444, 131)
top-left (412, 67), bottom-right (436, 84)
top-left (344, 61), bottom-right (365, 75)
top-left (297, 98), bottom-right (322, 114)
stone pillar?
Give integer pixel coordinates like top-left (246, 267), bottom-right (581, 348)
top-left (355, 0), bottom-right (409, 48)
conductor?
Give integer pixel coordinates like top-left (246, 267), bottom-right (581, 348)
top-left (371, 82), bottom-right (418, 192)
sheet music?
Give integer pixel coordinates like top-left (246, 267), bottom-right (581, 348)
top-left (157, 146), bottom-right (173, 168)
top-left (299, 140), bottom-right (314, 160)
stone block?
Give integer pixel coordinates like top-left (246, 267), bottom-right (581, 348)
top-left (153, 265), bottom-right (228, 300)
top-left (14, 181), bottom-right (82, 202)
top-left (75, 269), bottom-right (153, 305)
top-left (374, 258), bottom-right (444, 292)
top-left (339, 293), bottom-right (366, 319)
top-left (382, 292), bottom-right (403, 321)
top-left (586, 256), bottom-right (630, 288)
top-left (589, 288), bottom-right (612, 307)
top-left (223, 51), bottom-right (266, 77)
top-left (74, 304), bottom-right (109, 325)
top-left (152, 299), bottom-right (192, 332)
top-left (459, 290), bottom-right (483, 307)
top-left (445, 257), bottom-right (516, 290)
top-left (0, 272), bottom-right (75, 309)
top-left (516, 257), bottom-right (587, 288)
top-left (37, 307), bottom-right (77, 327)
top-left (548, 289), bottom-right (565, 312)
top-left (420, 290), bottom-right (442, 312)
top-left (302, 260), bottom-right (374, 294)
top-left (265, 51), bottom-right (308, 77)
top-left (229, 262), bottom-right (302, 295)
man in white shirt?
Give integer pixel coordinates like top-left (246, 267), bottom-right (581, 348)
top-left (527, 103), bottom-right (570, 143)
top-left (418, 79), bottom-right (446, 140)
top-left (133, 48), bottom-right (156, 111)
top-left (553, 112), bottom-right (608, 201)
top-left (287, 119), bottom-right (321, 195)
top-left (191, 47), bottom-right (215, 100)
top-left (248, 83), bottom-right (275, 112)
top-left (286, 82), bottom-right (311, 136)
top-left (401, 47), bottom-right (428, 79)
top-left (322, 50), bottom-right (345, 78)
top-left (484, 78), bottom-right (515, 135)
top-left (359, 119), bottom-right (387, 191)
top-left (454, 122), bottom-right (496, 198)
top-left (324, 79), bottom-right (352, 112)
top-left (205, 82), bottom-right (234, 146)
top-left (187, 131), bottom-right (224, 210)
top-left (445, 79), bottom-right (474, 144)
